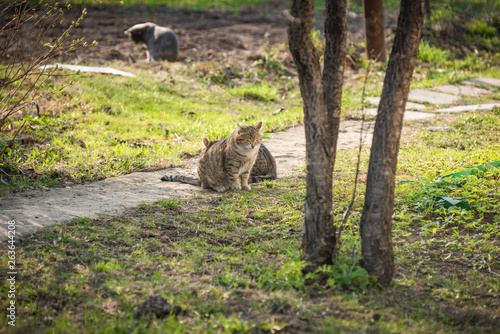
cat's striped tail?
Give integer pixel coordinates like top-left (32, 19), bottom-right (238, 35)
top-left (161, 175), bottom-right (201, 186)
top-left (248, 172), bottom-right (277, 184)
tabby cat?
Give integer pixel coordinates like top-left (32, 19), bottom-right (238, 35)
top-left (161, 122), bottom-right (277, 191)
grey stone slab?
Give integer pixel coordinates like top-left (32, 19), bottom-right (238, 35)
top-left (366, 97), bottom-right (380, 105)
top-left (408, 89), bottom-right (462, 105)
top-left (365, 96), bottom-right (426, 110)
top-left (435, 84), bottom-right (492, 96)
top-left (365, 108), bottom-right (435, 121)
top-left (465, 77), bottom-right (500, 89)
top-left (364, 107), bottom-right (378, 115)
top-left (435, 103), bottom-right (500, 113)
top-left (406, 102), bottom-right (427, 110)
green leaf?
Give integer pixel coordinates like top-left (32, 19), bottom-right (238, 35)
top-left (438, 161), bottom-right (500, 181)
top-left (435, 196), bottom-right (471, 210)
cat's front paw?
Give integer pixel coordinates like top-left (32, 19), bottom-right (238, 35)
top-left (232, 185), bottom-right (242, 191)
top-left (214, 186), bottom-right (227, 193)
top-left (243, 185), bottom-right (251, 191)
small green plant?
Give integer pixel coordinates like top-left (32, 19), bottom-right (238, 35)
top-left (316, 258), bottom-right (377, 291)
top-left (155, 199), bottom-right (181, 210)
top-left (254, 50), bottom-right (289, 76)
top-left (257, 252), bottom-right (311, 291)
top-left (417, 41), bottom-right (450, 67)
top-left (311, 27), bottom-right (325, 57)
top-left (229, 82), bottom-right (278, 101)
top-left (466, 20), bottom-right (497, 37)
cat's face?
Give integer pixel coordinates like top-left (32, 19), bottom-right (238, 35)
top-left (235, 122), bottom-right (262, 150)
top-left (125, 23), bottom-right (154, 44)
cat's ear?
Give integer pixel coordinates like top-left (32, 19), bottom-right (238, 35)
top-left (255, 121), bottom-right (262, 130)
top-left (202, 137), bottom-right (209, 147)
top-left (237, 123), bottom-right (242, 130)
top-left (217, 136), bottom-right (222, 141)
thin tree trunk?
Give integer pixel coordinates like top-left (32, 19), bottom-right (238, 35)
top-left (360, 0), bottom-right (423, 286)
top-left (324, 0), bottom-right (347, 160)
top-left (363, 0), bottom-right (386, 61)
top-left (288, 0), bottom-right (346, 270)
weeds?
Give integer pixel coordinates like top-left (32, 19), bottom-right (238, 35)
top-left (0, 1), bottom-right (93, 131)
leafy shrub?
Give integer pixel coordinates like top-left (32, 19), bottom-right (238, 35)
top-left (257, 252), bottom-right (310, 291)
top-left (316, 258), bottom-right (377, 291)
top-left (466, 20), bottom-right (497, 37)
top-left (418, 41), bottom-right (450, 66)
top-left (0, 1), bottom-right (92, 132)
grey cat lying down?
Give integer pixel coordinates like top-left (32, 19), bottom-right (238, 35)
top-left (125, 22), bottom-right (178, 62)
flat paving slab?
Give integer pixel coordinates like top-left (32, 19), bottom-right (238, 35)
top-left (466, 77), bottom-right (500, 89)
top-left (408, 89), bottom-right (462, 105)
top-left (365, 108), bottom-right (435, 121)
top-left (365, 97), bottom-right (426, 110)
top-left (0, 169), bottom-right (200, 239)
top-left (435, 103), bottom-right (500, 113)
top-left (434, 84), bottom-right (492, 96)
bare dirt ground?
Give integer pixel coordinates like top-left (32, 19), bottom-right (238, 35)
top-left (3, 1), bottom-right (390, 65)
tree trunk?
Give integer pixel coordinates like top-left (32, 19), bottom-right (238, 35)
top-left (360, 0), bottom-right (423, 286)
top-left (324, 0), bottom-right (347, 156)
top-left (288, 0), bottom-right (346, 270)
top-left (363, 0), bottom-right (386, 61)
top-left (423, 0), bottom-right (431, 18)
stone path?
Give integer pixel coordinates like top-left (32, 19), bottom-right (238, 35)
top-left (365, 78), bottom-right (500, 120)
top-left (1, 77), bottom-right (499, 240)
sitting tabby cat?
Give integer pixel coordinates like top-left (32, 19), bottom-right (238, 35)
top-left (161, 122), bottom-right (276, 192)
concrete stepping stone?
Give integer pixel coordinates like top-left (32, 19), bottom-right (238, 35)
top-left (366, 97), bottom-right (380, 105)
top-left (365, 108), bottom-right (435, 121)
top-left (465, 77), bottom-right (500, 89)
top-left (408, 89), bottom-right (462, 105)
top-left (402, 111), bottom-right (436, 121)
top-left (366, 96), bottom-right (426, 110)
top-left (434, 103), bottom-right (500, 113)
top-left (434, 84), bottom-right (492, 96)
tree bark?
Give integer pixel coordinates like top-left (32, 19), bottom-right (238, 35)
top-left (360, 0), bottom-right (423, 286)
top-left (363, 0), bottom-right (386, 61)
top-left (288, 0), bottom-right (346, 270)
top-left (323, 0), bottom-right (347, 156)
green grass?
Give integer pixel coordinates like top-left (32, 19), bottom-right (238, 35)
top-left (2, 0), bottom-right (500, 192)
top-left (2, 46), bottom-right (499, 193)
top-left (1, 108), bottom-right (499, 333)
top-left (0, 60), bottom-right (304, 192)
top-left (344, 0), bottom-right (499, 13)
top-left (1, 0), bottom-right (499, 331)
top-left (229, 82), bottom-right (279, 101)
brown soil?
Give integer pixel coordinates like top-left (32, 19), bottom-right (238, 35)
top-left (46, 2), bottom-right (293, 65)
top-left (2, 1), bottom-right (395, 66)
